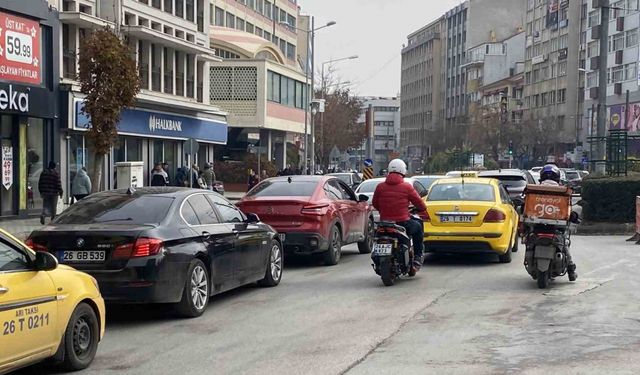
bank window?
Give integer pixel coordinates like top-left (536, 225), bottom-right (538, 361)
top-left (114, 137), bottom-right (142, 163)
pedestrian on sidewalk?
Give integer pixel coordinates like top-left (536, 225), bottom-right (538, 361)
top-left (71, 167), bottom-right (92, 202)
top-left (247, 169), bottom-right (259, 191)
top-left (203, 163), bottom-right (215, 190)
top-left (150, 162), bottom-right (169, 186)
top-left (38, 161), bottom-right (63, 225)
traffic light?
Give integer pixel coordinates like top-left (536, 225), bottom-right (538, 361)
top-left (508, 141), bottom-right (514, 156)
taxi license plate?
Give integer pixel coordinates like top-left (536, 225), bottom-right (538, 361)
top-left (372, 243), bottom-right (392, 255)
top-left (440, 215), bottom-right (473, 223)
top-left (58, 250), bottom-right (106, 263)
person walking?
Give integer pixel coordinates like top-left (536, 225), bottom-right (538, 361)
top-left (247, 169), bottom-right (259, 191)
top-left (261, 169), bottom-right (268, 182)
top-left (38, 161), bottom-right (63, 225)
top-left (203, 163), bottom-right (216, 190)
top-left (150, 162), bottom-right (169, 186)
top-left (71, 167), bottom-right (92, 202)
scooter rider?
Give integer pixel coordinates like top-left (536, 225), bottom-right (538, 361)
top-left (372, 159), bottom-right (428, 272)
top-left (539, 164), bottom-right (578, 281)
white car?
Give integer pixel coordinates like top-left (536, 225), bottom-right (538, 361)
top-left (354, 177), bottom-right (428, 221)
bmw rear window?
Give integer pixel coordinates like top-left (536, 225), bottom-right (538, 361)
top-left (247, 181), bottom-right (318, 197)
top-left (428, 183), bottom-right (495, 202)
top-left (54, 195), bottom-right (174, 225)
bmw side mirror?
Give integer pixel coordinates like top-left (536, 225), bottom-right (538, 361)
top-left (245, 213), bottom-right (260, 224)
top-left (35, 251), bottom-right (58, 271)
top-left (358, 194), bottom-right (369, 202)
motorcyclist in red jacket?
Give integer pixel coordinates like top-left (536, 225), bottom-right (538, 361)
top-left (372, 159), bottom-right (428, 271)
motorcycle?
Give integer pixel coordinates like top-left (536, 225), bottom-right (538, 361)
top-left (518, 184), bottom-right (579, 289)
top-left (371, 216), bottom-right (421, 286)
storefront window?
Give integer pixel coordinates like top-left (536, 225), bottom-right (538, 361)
top-left (126, 137), bottom-right (142, 162)
top-left (0, 115), bottom-right (15, 216)
top-left (152, 140), bottom-right (177, 184)
top-left (26, 118), bottom-right (45, 212)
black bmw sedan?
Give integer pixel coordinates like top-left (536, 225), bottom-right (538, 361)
top-left (26, 187), bottom-right (283, 317)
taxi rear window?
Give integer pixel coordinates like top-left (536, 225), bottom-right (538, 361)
top-left (428, 183), bottom-right (495, 202)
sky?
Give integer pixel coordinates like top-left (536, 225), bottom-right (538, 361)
top-left (298, 0), bottom-right (463, 98)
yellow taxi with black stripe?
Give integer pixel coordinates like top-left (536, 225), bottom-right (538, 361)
top-left (423, 178), bottom-right (519, 263)
top-left (0, 228), bottom-right (105, 374)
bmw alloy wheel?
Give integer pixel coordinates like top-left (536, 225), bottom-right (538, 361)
top-left (190, 265), bottom-right (208, 311)
top-left (270, 244), bottom-right (282, 281)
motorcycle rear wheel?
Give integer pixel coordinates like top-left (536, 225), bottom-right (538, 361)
top-left (380, 258), bottom-right (395, 286)
top-left (537, 270), bottom-right (549, 289)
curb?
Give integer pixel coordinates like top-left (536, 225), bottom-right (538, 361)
top-left (574, 222), bottom-right (635, 236)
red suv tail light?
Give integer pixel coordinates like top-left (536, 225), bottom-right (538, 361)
top-left (113, 238), bottom-right (164, 259)
top-left (301, 204), bottom-right (329, 216)
top-left (483, 209), bottom-right (506, 223)
top-left (24, 238), bottom-right (48, 252)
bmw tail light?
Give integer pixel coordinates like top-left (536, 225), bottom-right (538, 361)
top-left (113, 238), bottom-right (163, 259)
top-left (301, 204), bottom-right (329, 216)
top-left (24, 238), bottom-right (48, 252)
top-left (483, 209), bottom-right (506, 223)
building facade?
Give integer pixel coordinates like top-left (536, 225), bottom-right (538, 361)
top-left (55, 0), bottom-right (227, 197)
top-left (522, 0), bottom-right (584, 159)
top-left (353, 97), bottom-right (400, 174)
top-left (400, 17), bottom-right (444, 170)
top-left (208, 0), bottom-right (308, 169)
top-left (0, 1), bottom-right (61, 219)
top-left (583, 0), bottom-right (640, 159)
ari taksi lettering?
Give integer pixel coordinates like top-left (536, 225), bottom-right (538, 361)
top-left (0, 85), bottom-right (29, 112)
top-left (148, 115), bottom-right (182, 133)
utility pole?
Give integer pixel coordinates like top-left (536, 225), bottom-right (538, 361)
top-left (309, 16), bottom-right (316, 174)
top-left (595, 0), bottom-right (609, 174)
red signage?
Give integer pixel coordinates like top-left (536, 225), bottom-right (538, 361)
top-left (0, 11), bottom-right (41, 85)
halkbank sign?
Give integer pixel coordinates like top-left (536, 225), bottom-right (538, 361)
top-left (74, 100), bottom-right (227, 144)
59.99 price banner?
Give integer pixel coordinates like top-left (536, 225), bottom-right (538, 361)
top-left (0, 11), bottom-right (41, 85)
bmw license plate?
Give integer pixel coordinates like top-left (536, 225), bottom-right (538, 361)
top-left (58, 250), bottom-right (106, 263)
top-left (440, 215), bottom-right (473, 223)
top-left (372, 243), bottom-right (393, 255)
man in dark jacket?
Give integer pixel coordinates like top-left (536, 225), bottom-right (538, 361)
top-left (38, 161), bottom-right (63, 225)
top-left (372, 159), bottom-right (427, 271)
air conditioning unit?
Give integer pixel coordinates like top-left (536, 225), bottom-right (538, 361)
top-left (589, 87), bottom-right (599, 99)
top-left (591, 25), bottom-right (601, 40)
top-left (617, 17), bottom-right (625, 31)
top-left (615, 50), bottom-right (623, 64)
top-left (590, 57), bottom-right (599, 69)
top-left (614, 83), bottom-right (623, 95)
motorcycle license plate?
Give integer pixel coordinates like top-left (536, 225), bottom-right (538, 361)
top-left (372, 243), bottom-right (392, 255)
top-left (440, 215), bottom-right (473, 223)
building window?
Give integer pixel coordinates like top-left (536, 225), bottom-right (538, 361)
top-left (246, 22), bottom-right (254, 34)
top-left (625, 62), bottom-right (637, 81)
top-left (225, 13), bottom-right (235, 29)
top-left (609, 32), bottom-right (625, 52)
top-left (215, 7), bottom-right (224, 26)
top-left (587, 41), bottom-right (599, 58)
top-left (267, 70), bottom-right (306, 109)
top-left (558, 89), bottom-right (566, 103)
top-left (236, 18), bottom-right (245, 31)
top-left (265, 1), bottom-right (273, 19)
top-left (286, 42), bottom-right (295, 60)
top-left (558, 61), bottom-right (567, 77)
top-left (588, 10), bottom-right (599, 27)
top-left (626, 28), bottom-right (638, 47)
top-left (587, 71), bottom-right (599, 88)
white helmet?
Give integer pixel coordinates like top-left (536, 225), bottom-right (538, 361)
top-left (388, 159), bottom-right (407, 176)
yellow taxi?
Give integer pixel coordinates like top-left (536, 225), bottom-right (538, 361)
top-left (423, 178), bottom-right (519, 263)
top-left (0, 228), bottom-right (105, 374)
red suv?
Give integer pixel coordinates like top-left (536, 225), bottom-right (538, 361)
top-left (237, 176), bottom-right (374, 265)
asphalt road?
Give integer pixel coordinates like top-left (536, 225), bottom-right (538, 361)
top-left (19, 236), bottom-right (640, 375)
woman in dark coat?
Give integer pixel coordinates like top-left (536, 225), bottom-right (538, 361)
top-left (38, 161), bottom-right (63, 224)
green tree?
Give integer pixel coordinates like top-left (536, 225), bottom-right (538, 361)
top-left (78, 28), bottom-right (140, 192)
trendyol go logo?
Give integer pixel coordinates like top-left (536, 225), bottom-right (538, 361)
top-left (0, 84), bottom-right (29, 112)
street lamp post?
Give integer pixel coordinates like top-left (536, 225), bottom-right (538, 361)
top-left (319, 55), bottom-right (358, 171)
top-left (280, 19), bottom-right (336, 174)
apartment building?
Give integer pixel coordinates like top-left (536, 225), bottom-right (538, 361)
top-left (522, 0), bottom-right (584, 156)
top-left (464, 32), bottom-right (526, 123)
top-left (400, 17), bottom-right (444, 168)
top-left (54, 0), bottom-right (227, 192)
top-left (208, 0), bottom-right (308, 169)
top-left (584, 0), bottom-right (640, 145)
top-left (352, 97), bottom-right (401, 173)
top-left (443, 0), bottom-right (526, 129)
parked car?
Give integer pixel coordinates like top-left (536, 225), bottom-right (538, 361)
top-left (354, 177), bottom-right (428, 221)
top-left (478, 169), bottom-right (529, 199)
top-left (562, 168), bottom-right (583, 193)
top-left (237, 176), bottom-right (374, 265)
top-left (2, 228), bottom-right (105, 373)
top-left (423, 178), bottom-right (519, 263)
top-left (328, 172), bottom-right (362, 190)
top-left (26, 187), bottom-right (283, 318)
